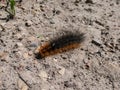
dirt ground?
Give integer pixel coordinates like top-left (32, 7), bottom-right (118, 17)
top-left (0, 0), bottom-right (120, 90)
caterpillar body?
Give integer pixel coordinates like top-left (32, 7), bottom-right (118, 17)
top-left (35, 31), bottom-right (85, 59)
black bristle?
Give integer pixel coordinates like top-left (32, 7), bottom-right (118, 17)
top-left (49, 32), bottom-right (85, 51)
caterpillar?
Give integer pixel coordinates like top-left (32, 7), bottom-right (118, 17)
top-left (35, 31), bottom-right (85, 59)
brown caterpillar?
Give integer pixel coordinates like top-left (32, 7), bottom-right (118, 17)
top-left (35, 31), bottom-right (85, 59)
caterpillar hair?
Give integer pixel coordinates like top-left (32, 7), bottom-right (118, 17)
top-left (35, 31), bottom-right (85, 59)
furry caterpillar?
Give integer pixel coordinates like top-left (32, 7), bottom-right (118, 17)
top-left (35, 31), bottom-right (85, 59)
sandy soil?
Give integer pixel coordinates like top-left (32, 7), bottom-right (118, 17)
top-left (0, 0), bottom-right (120, 90)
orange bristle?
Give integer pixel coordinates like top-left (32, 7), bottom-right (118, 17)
top-left (35, 31), bottom-right (85, 59)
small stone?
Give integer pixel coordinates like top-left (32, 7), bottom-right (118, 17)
top-left (38, 71), bottom-right (48, 81)
top-left (0, 52), bottom-right (5, 58)
top-left (15, 0), bottom-right (22, 2)
top-left (15, 51), bottom-right (22, 58)
top-left (85, 63), bottom-right (90, 70)
top-left (22, 85), bottom-right (28, 90)
top-left (23, 53), bottom-right (29, 59)
top-left (87, 44), bottom-right (99, 54)
top-left (0, 23), bottom-right (6, 27)
top-left (33, 4), bottom-right (40, 11)
top-left (0, 23), bottom-right (5, 31)
top-left (36, 0), bottom-right (43, 3)
top-left (0, 26), bottom-right (3, 31)
top-left (53, 58), bottom-right (58, 62)
top-left (83, 59), bottom-right (89, 64)
top-left (18, 79), bottom-right (23, 88)
top-left (29, 42), bottom-right (38, 47)
top-left (18, 26), bottom-right (26, 31)
top-left (18, 78), bottom-right (28, 90)
top-left (0, 81), bottom-right (2, 86)
top-left (0, 28), bottom-right (2, 31)
top-left (49, 20), bottom-right (55, 24)
top-left (28, 51), bottom-right (33, 56)
top-left (85, 0), bottom-right (94, 4)
top-left (61, 55), bottom-right (67, 59)
top-left (90, 28), bottom-right (102, 46)
top-left (0, 52), bottom-right (8, 62)
top-left (28, 36), bottom-right (36, 41)
top-left (116, 44), bottom-right (120, 50)
top-left (19, 71), bottom-right (37, 84)
top-left (0, 67), bottom-right (3, 73)
top-left (16, 42), bottom-right (23, 47)
top-left (92, 39), bottom-right (101, 46)
top-left (64, 81), bottom-right (75, 87)
top-left (16, 33), bottom-right (23, 40)
top-left (58, 67), bottom-right (65, 75)
top-left (104, 61), bottom-right (120, 81)
top-left (25, 20), bottom-right (32, 27)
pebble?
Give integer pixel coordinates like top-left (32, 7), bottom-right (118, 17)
top-left (103, 61), bottom-right (120, 81)
top-left (58, 67), bottom-right (65, 75)
top-left (85, 0), bottom-right (94, 4)
top-left (92, 39), bottom-right (101, 46)
top-left (87, 44), bottom-right (99, 54)
top-left (25, 20), bottom-right (32, 27)
top-left (28, 36), bottom-right (38, 47)
top-left (0, 23), bottom-right (5, 31)
top-left (53, 58), bottom-right (58, 62)
top-left (18, 78), bottom-right (28, 90)
top-left (23, 53), bottom-right (29, 59)
top-left (49, 20), bottom-right (55, 24)
top-left (36, 0), bottom-right (43, 3)
top-left (0, 23), bottom-right (6, 27)
top-left (28, 36), bottom-right (36, 41)
top-left (41, 89), bottom-right (46, 90)
top-left (22, 85), bottom-right (28, 90)
top-left (0, 81), bottom-right (2, 87)
top-left (28, 51), bottom-right (33, 56)
top-left (15, 51), bottom-right (22, 58)
top-left (0, 26), bottom-right (3, 31)
top-left (116, 44), bottom-right (120, 50)
top-left (33, 4), bottom-right (40, 11)
top-left (90, 28), bottom-right (102, 46)
top-left (18, 26), bottom-right (26, 31)
top-left (16, 42), bottom-right (24, 47)
top-left (0, 52), bottom-right (5, 58)
top-left (0, 67), bottom-right (3, 73)
top-left (0, 52), bottom-right (8, 62)
top-left (19, 71), bottom-right (37, 84)
top-left (38, 71), bottom-right (48, 81)
top-left (29, 42), bottom-right (38, 47)
top-left (16, 33), bottom-right (23, 40)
